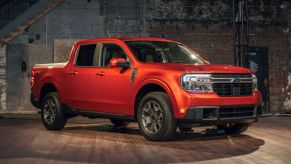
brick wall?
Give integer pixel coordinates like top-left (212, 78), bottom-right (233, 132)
top-left (149, 22), bottom-right (234, 64)
top-left (149, 22), bottom-right (289, 112)
top-left (283, 6), bottom-right (291, 110)
top-left (251, 27), bottom-right (289, 111)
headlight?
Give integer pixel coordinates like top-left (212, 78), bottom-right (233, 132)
top-left (181, 74), bottom-right (213, 93)
top-left (252, 74), bottom-right (258, 91)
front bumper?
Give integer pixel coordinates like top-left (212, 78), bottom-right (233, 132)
top-left (173, 90), bottom-right (262, 118)
top-left (177, 105), bottom-right (261, 127)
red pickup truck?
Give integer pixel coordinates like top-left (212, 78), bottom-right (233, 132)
top-left (31, 37), bottom-right (262, 141)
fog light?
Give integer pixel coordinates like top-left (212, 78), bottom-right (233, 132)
top-left (179, 108), bottom-right (186, 113)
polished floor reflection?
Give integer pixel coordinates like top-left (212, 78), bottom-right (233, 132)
top-left (0, 115), bottom-right (290, 163)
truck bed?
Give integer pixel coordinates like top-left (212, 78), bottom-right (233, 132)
top-left (34, 62), bottom-right (67, 69)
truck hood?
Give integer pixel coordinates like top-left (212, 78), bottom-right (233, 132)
top-left (146, 63), bottom-right (252, 74)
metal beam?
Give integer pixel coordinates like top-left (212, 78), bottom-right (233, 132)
top-left (0, 0), bottom-right (64, 48)
top-left (233, 0), bottom-right (250, 67)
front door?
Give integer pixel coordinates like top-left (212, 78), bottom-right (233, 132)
top-left (92, 43), bottom-right (132, 115)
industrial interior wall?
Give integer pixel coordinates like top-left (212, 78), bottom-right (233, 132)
top-left (4, 0), bottom-right (104, 112)
top-left (1, 0), bottom-right (291, 113)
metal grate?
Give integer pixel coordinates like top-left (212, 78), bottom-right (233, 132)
top-left (219, 107), bottom-right (254, 119)
top-left (212, 83), bottom-right (253, 96)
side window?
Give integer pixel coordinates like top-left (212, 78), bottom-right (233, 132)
top-left (101, 43), bottom-right (128, 67)
top-left (76, 44), bottom-right (97, 66)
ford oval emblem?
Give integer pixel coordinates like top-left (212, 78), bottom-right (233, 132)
top-left (232, 78), bottom-right (240, 83)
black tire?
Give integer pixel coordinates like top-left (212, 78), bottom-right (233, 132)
top-left (110, 119), bottom-right (129, 127)
top-left (137, 92), bottom-right (176, 141)
top-left (41, 92), bottom-right (66, 130)
top-left (218, 123), bottom-right (250, 135)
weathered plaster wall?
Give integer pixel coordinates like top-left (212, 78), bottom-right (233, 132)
top-left (54, 39), bottom-right (77, 63)
top-left (3, 0), bottom-right (104, 112)
top-left (0, 46), bottom-right (6, 111)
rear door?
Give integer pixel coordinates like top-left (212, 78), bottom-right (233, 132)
top-left (91, 42), bottom-right (133, 115)
top-left (65, 43), bottom-right (100, 110)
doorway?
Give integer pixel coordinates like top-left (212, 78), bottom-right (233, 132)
top-left (248, 47), bottom-right (269, 111)
top-left (6, 44), bottom-right (25, 111)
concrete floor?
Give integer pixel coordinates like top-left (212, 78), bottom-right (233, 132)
top-left (0, 114), bottom-right (290, 164)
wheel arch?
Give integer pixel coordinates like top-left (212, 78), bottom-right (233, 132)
top-left (132, 79), bottom-right (178, 119)
top-left (39, 78), bottom-right (60, 104)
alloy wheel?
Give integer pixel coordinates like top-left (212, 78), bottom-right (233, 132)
top-left (43, 98), bottom-right (57, 125)
top-left (141, 101), bottom-right (163, 134)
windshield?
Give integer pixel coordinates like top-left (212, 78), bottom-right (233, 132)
top-left (125, 41), bottom-right (205, 64)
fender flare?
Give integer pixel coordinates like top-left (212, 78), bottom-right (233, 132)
top-left (38, 77), bottom-right (62, 102)
top-left (130, 78), bottom-right (178, 117)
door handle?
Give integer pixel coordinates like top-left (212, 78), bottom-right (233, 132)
top-left (68, 70), bottom-right (78, 75)
top-left (96, 71), bottom-right (105, 76)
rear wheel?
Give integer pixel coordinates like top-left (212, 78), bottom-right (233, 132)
top-left (137, 92), bottom-right (176, 141)
top-left (217, 123), bottom-right (250, 135)
top-left (41, 92), bottom-right (66, 130)
top-left (110, 119), bottom-right (129, 127)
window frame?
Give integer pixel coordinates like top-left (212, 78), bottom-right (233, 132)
top-left (99, 42), bottom-right (132, 68)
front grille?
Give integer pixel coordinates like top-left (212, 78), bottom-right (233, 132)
top-left (210, 74), bottom-right (254, 96)
top-left (212, 83), bottom-right (253, 96)
top-left (219, 107), bottom-right (255, 119)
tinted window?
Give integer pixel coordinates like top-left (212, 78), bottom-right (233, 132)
top-left (76, 44), bottom-right (96, 66)
top-left (101, 44), bottom-right (128, 67)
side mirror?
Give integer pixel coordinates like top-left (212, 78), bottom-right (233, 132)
top-left (109, 58), bottom-right (130, 68)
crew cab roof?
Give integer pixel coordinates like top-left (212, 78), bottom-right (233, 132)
top-left (75, 37), bottom-right (178, 45)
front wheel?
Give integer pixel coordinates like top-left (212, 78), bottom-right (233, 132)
top-left (41, 92), bottom-right (66, 130)
top-left (137, 92), bottom-right (176, 141)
